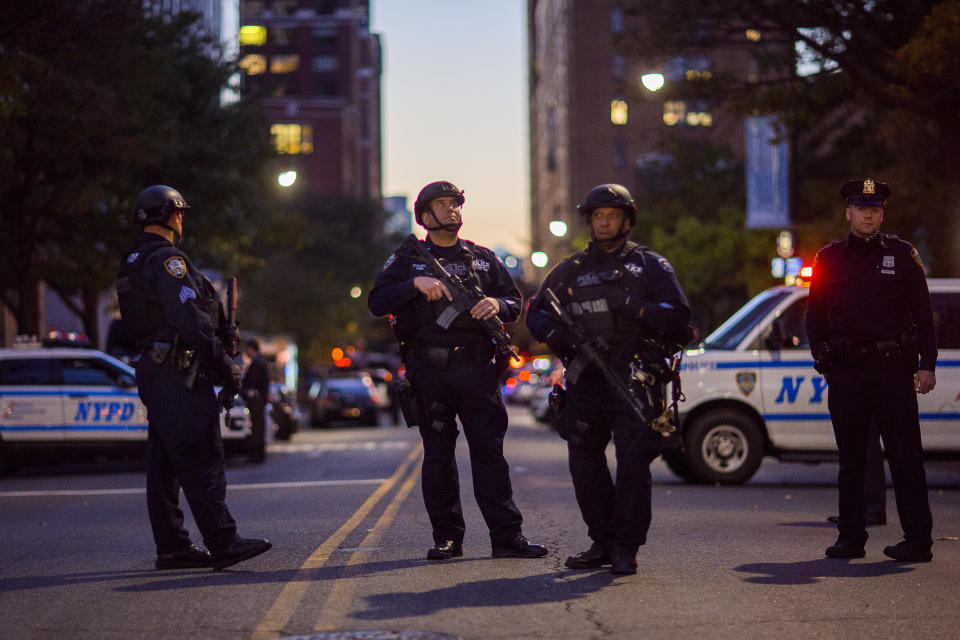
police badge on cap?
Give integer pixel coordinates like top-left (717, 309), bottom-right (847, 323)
top-left (840, 178), bottom-right (891, 207)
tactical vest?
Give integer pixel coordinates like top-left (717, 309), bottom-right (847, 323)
top-left (116, 241), bottom-right (167, 346)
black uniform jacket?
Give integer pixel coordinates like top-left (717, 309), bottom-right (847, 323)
top-left (368, 237), bottom-right (522, 347)
top-left (806, 232), bottom-right (937, 371)
top-left (123, 232), bottom-right (233, 374)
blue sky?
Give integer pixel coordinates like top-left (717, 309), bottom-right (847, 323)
top-left (370, 1), bottom-right (529, 256)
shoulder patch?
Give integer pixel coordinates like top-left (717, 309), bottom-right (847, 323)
top-left (126, 252), bottom-right (140, 264)
top-left (164, 256), bottom-right (187, 278)
top-left (657, 257), bottom-right (674, 273)
top-left (178, 286), bottom-right (197, 303)
top-left (382, 254), bottom-right (396, 270)
top-left (910, 247), bottom-right (924, 269)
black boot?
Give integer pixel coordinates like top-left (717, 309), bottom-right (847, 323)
top-left (426, 540), bottom-right (463, 560)
top-left (825, 538), bottom-right (866, 559)
top-left (156, 544), bottom-right (212, 569)
top-left (564, 541), bottom-right (611, 569)
top-left (491, 533), bottom-right (548, 558)
top-left (211, 538), bottom-right (272, 570)
top-left (883, 540), bottom-right (932, 562)
top-left (610, 546), bottom-right (637, 575)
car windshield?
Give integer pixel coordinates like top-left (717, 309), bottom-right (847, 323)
top-left (323, 378), bottom-right (371, 396)
top-left (702, 289), bottom-right (793, 350)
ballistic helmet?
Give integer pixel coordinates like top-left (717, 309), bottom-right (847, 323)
top-left (413, 181), bottom-right (465, 226)
top-left (133, 185), bottom-right (190, 226)
top-left (577, 183), bottom-right (637, 225)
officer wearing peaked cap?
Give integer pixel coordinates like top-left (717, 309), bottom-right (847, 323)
top-left (806, 178), bottom-right (937, 563)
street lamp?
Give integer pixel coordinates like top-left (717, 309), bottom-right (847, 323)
top-left (548, 220), bottom-right (568, 237)
top-left (641, 73), bottom-right (665, 92)
top-left (278, 170), bottom-right (297, 187)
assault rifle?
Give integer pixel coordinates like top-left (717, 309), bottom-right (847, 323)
top-left (543, 288), bottom-right (677, 436)
top-left (405, 234), bottom-right (519, 361)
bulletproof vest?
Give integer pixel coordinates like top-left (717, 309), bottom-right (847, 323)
top-left (116, 240), bottom-right (167, 346)
top-left (400, 242), bottom-right (489, 347)
top-left (564, 246), bottom-right (647, 350)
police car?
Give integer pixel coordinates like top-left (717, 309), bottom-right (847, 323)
top-left (0, 345), bottom-right (251, 467)
top-left (665, 278), bottom-right (960, 484)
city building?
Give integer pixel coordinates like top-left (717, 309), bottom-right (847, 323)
top-left (238, 0), bottom-right (382, 200)
top-left (527, 0), bottom-right (759, 274)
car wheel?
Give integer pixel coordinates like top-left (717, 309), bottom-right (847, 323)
top-left (684, 409), bottom-right (764, 484)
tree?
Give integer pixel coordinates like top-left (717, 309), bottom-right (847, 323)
top-left (0, 1), bottom-right (273, 342)
top-left (619, 0), bottom-right (960, 276)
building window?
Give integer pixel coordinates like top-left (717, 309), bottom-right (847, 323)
top-left (614, 138), bottom-right (626, 169)
top-left (663, 100), bottom-right (712, 127)
top-left (610, 99), bottom-right (628, 125)
top-left (663, 100), bottom-right (685, 126)
top-left (240, 54), bottom-right (267, 75)
top-left (239, 25), bottom-right (267, 46)
top-left (312, 55), bottom-right (338, 72)
top-left (611, 8), bottom-right (624, 33)
top-left (270, 123), bottom-right (314, 155)
top-left (612, 54), bottom-right (624, 81)
top-left (314, 26), bottom-right (337, 40)
top-left (270, 54), bottom-right (300, 74)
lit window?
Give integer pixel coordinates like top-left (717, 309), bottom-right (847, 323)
top-left (610, 99), bottom-right (628, 125)
top-left (239, 25), bottom-right (267, 46)
top-left (240, 54), bottom-right (267, 75)
top-left (270, 55), bottom-right (300, 74)
top-left (746, 29), bottom-right (761, 41)
top-left (699, 112), bottom-right (713, 126)
top-left (270, 123), bottom-right (314, 155)
top-left (312, 55), bottom-right (338, 72)
top-left (663, 101), bottom-right (685, 126)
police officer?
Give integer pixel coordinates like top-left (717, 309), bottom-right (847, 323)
top-left (806, 178), bottom-right (936, 562)
top-left (368, 180), bottom-right (547, 561)
top-left (117, 185), bottom-right (272, 570)
top-left (526, 184), bottom-right (691, 575)
top-left (242, 339), bottom-right (270, 463)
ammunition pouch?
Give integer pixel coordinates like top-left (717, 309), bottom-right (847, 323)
top-left (408, 343), bottom-right (495, 370)
top-left (395, 377), bottom-right (453, 432)
top-left (560, 412), bottom-right (593, 448)
top-left (144, 341), bottom-right (196, 371)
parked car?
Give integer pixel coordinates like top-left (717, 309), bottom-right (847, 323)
top-left (665, 279), bottom-right (960, 484)
top-left (0, 346), bottom-right (251, 468)
top-left (307, 374), bottom-right (381, 428)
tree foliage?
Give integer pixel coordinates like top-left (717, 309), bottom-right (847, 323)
top-left (619, 0), bottom-right (960, 279)
top-left (0, 0), bottom-right (273, 342)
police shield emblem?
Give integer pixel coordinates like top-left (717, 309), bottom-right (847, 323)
top-left (736, 372), bottom-right (757, 396)
top-left (883, 255), bottom-right (895, 268)
top-left (164, 257), bottom-right (187, 278)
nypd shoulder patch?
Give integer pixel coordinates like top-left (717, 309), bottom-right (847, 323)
top-left (657, 257), bottom-right (674, 273)
top-left (126, 252), bottom-right (140, 264)
top-left (164, 256), bottom-right (187, 278)
top-left (910, 247), bottom-right (924, 269)
top-left (382, 254), bottom-right (396, 270)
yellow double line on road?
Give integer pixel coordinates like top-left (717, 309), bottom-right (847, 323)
top-left (250, 444), bottom-right (423, 640)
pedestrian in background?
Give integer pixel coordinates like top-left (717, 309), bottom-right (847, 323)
top-left (242, 339), bottom-right (270, 464)
top-left (806, 178), bottom-right (936, 562)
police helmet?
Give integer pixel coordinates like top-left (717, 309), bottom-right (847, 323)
top-left (413, 181), bottom-right (465, 226)
top-left (577, 184), bottom-right (637, 224)
top-left (133, 185), bottom-right (190, 225)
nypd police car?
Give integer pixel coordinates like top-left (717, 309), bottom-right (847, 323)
top-left (665, 278), bottom-right (960, 484)
top-left (0, 346), bottom-right (250, 467)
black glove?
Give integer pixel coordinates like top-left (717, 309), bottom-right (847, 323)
top-left (218, 362), bottom-right (242, 410)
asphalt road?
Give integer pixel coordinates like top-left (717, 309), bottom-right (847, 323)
top-left (2, 407), bottom-right (960, 640)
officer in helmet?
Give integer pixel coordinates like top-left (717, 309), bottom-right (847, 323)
top-left (526, 184), bottom-right (692, 575)
top-left (116, 185), bottom-right (271, 570)
top-left (368, 180), bottom-right (548, 561)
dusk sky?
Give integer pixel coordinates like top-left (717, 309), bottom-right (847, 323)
top-left (370, 1), bottom-right (530, 257)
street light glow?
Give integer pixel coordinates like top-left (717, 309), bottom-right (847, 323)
top-left (278, 170), bottom-right (297, 187)
top-left (641, 73), bottom-right (665, 92)
top-left (349, 286), bottom-right (362, 299)
top-left (548, 220), bottom-right (568, 237)
top-left (531, 251), bottom-right (549, 268)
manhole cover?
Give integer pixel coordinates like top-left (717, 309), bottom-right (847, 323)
top-left (279, 633), bottom-right (459, 640)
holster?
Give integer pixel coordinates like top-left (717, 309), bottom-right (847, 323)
top-left (396, 377), bottom-right (425, 429)
top-left (546, 384), bottom-right (565, 433)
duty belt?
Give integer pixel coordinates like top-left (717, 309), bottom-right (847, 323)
top-left (143, 341), bottom-right (197, 370)
top-left (408, 343), bottom-right (495, 369)
top-left (830, 337), bottom-right (912, 365)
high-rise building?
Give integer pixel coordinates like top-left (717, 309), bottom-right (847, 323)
top-left (527, 0), bottom-right (755, 274)
top-left (239, 0), bottom-right (382, 200)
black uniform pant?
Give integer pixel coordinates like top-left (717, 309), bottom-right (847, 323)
top-left (137, 358), bottom-right (238, 554)
top-left (564, 373), bottom-right (662, 552)
top-left (412, 357), bottom-right (523, 546)
top-left (247, 397), bottom-right (267, 458)
top-left (827, 358), bottom-right (932, 547)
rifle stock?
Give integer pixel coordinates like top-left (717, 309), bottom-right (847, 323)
top-left (543, 287), bottom-right (675, 436)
